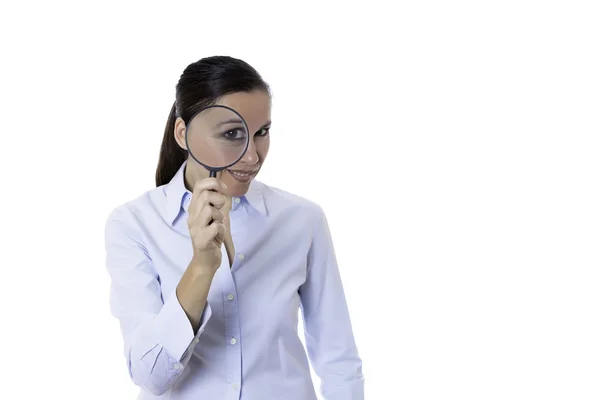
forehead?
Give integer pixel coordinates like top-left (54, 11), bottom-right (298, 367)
top-left (216, 90), bottom-right (271, 129)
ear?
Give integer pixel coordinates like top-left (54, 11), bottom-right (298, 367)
top-left (174, 117), bottom-right (188, 150)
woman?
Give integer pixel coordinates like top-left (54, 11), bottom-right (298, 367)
top-left (105, 56), bottom-right (364, 399)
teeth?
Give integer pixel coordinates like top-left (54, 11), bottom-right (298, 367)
top-left (230, 170), bottom-right (253, 177)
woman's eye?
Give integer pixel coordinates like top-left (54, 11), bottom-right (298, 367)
top-left (222, 127), bottom-right (269, 140)
top-left (223, 129), bottom-right (243, 140)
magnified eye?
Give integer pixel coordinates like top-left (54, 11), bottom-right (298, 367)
top-left (223, 128), bottom-right (246, 140)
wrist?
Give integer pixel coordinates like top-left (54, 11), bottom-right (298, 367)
top-left (189, 256), bottom-right (219, 276)
top-left (179, 260), bottom-right (217, 294)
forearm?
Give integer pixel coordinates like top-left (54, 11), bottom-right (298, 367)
top-left (176, 261), bottom-right (216, 333)
top-left (106, 207), bottom-right (216, 395)
top-left (126, 273), bottom-right (215, 395)
top-left (123, 262), bottom-right (216, 395)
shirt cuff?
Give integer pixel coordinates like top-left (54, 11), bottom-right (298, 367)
top-left (154, 288), bottom-right (212, 361)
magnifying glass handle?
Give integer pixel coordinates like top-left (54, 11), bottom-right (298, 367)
top-left (207, 169), bottom-right (217, 224)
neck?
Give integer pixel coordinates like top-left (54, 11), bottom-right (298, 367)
top-left (184, 164), bottom-right (232, 202)
top-left (183, 164), bottom-right (200, 192)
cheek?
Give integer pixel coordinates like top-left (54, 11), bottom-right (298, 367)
top-left (257, 137), bottom-right (270, 160)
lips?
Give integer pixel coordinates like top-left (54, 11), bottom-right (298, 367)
top-left (228, 169), bottom-right (257, 177)
top-left (227, 167), bottom-right (259, 182)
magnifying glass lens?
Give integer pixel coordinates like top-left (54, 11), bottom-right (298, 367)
top-left (186, 106), bottom-right (250, 175)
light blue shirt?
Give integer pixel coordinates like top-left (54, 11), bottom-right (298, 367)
top-left (104, 161), bottom-right (364, 399)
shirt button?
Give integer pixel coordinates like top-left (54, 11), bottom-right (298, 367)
top-left (234, 197), bottom-right (241, 204)
top-left (232, 383), bottom-right (239, 390)
top-left (230, 337), bottom-right (237, 345)
top-left (238, 253), bottom-right (245, 260)
top-left (227, 293), bottom-right (234, 300)
top-left (173, 363), bottom-right (182, 370)
top-left (193, 338), bottom-right (199, 344)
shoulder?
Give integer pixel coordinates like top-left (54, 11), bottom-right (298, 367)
top-left (105, 185), bottom-right (168, 230)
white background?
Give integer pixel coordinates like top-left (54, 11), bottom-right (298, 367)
top-left (1, 1), bottom-right (599, 399)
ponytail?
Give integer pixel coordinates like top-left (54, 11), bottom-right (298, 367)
top-left (155, 102), bottom-right (187, 186)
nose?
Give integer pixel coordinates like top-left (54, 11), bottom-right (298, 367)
top-left (242, 138), bottom-right (258, 164)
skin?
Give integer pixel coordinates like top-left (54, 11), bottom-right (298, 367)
top-left (172, 90), bottom-right (272, 332)
top-left (174, 90), bottom-right (272, 198)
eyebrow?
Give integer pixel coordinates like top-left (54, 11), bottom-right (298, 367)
top-left (216, 118), bottom-right (244, 127)
top-left (215, 119), bottom-right (272, 131)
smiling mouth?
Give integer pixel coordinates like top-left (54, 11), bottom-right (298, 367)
top-left (227, 168), bottom-right (259, 180)
top-left (229, 170), bottom-right (254, 177)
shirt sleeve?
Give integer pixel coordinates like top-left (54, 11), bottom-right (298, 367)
top-left (104, 205), bottom-right (212, 396)
top-left (299, 206), bottom-right (365, 400)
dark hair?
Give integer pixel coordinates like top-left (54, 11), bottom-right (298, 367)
top-left (155, 56), bottom-right (270, 186)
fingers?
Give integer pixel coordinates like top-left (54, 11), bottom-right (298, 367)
top-left (189, 192), bottom-right (226, 223)
top-left (199, 206), bottom-right (224, 227)
top-left (201, 191), bottom-right (227, 209)
top-left (188, 178), bottom-right (227, 217)
top-left (186, 178), bottom-right (229, 255)
top-left (188, 222), bottom-right (225, 248)
top-left (209, 221), bottom-right (226, 244)
top-left (192, 178), bottom-right (227, 196)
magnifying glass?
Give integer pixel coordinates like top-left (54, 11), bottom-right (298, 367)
top-left (185, 105), bottom-right (250, 178)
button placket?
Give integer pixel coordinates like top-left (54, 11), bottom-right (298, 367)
top-left (221, 267), bottom-right (242, 395)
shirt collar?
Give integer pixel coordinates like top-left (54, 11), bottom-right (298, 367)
top-left (244, 179), bottom-right (267, 216)
top-left (164, 161), bottom-right (267, 225)
top-left (164, 161), bottom-right (190, 225)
